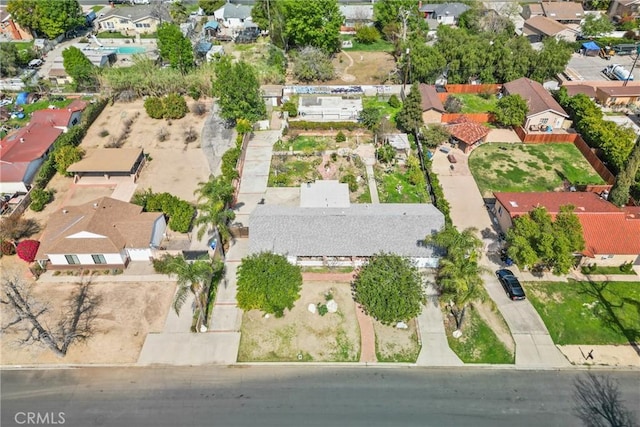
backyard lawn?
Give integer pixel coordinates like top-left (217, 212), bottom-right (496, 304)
top-left (362, 97), bottom-right (402, 127)
top-left (273, 136), bottom-right (336, 153)
top-left (451, 93), bottom-right (498, 113)
top-left (375, 165), bottom-right (430, 203)
top-left (4, 98), bottom-right (75, 128)
top-left (469, 143), bottom-right (605, 197)
top-left (341, 35), bottom-right (394, 52)
top-left (527, 281), bottom-right (640, 345)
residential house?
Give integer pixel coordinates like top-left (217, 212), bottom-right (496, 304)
top-left (608, 0), bottom-right (640, 20)
top-left (564, 84), bottom-right (598, 99)
top-left (250, 181), bottom-right (445, 268)
top-left (0, 124), bottom-right (63, 194)
top-left (297, 96), bottom-right (362, 122)
top-left (493, 192), bottom-right (640, 266)
top-left (48, 47), bottom-right (116, 86)
top-left (339, 4), bottom-right (374, 33)
top-left (67, 148), bottom-right (146, 184)
top-left (502, 77), bottom-right (570, 132)
top-left (419, 2), bottom-right (470, 29)
top-left (213, 3), bottom-right (253, 29)
top-left (419, 84), bottom-right (445, 124)
top-left (35, 197), bottom-right (167, 269)
top-left (0, 7), bottom-right (32, 41)
top-left (446, 116), bottom-right (490, 153)
top-left (523, 16), bottom-right (578, 42)
top-left (96, 5), bottom-right (170, 35)
top-left (521, 3), bottom-right (544, 20)
top-left (540, 1), bottom-right (585, 25)
top-left (30, 100), bottom-right (88, 132)
top-left (595, 85), bottom-right (640, 106)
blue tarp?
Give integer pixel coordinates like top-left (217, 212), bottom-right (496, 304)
top-left (15, 92), bottom-right (29, 105)
top-left (203, 21), bottom-right (219, 30)
top-left (582, 41), bottom-right (600, 51)
top-left (195, 42), bottom-right (213, 53)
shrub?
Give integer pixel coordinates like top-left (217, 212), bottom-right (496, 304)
top-left (157, 127), bottom-right (169, 142)
top-left (188, 85), bottom-right (201, 100)
top-left (16, 239), bottom-right (40, 262)
top-left (144, 96), bottom-right (165, 119)
top-left (620, 262), bottom-right (634, 273)
top-left (35, 158), bottom-right (57, 188)
top-left (376, 144), bottom-right (396, 164)
top-left (355, 26), bottom-right (380, 44)
top-left (335, 131), bottom-right (346, 142)
top-left (317, 303), bottom-right (328, 316)
top-left (235, 118), bottom-right (252, 135)
top-left (99, 129), bottom-right (109, 137)
top-left (221, 147), bottom-right (241, 180)
top-left (444, 95), bottom-right (463, 113)
top-left (191, 102), bottom-right (207, 116)
top-left (30, 188), bottom-right (53, 212)
top-left (184, 126), bottom-right (198, 143)
top-left (152, 254), bottom-right (180, 274)
top-left (281, 100), bottom-right (298, 118)
top-left (163, 93), bottom-right (188, 119)
top-left (388, 95), bottom-right (401, 108)
top-left (340, 173), bottom-right (358, 192)
top-left (139, 191), bottom-right (194, 233)
top-left (117, 90), bottom-right (136, 103)
top-left (1, 240), bottom-right (16, 256)
top-left (292, 46), bottom-right (334, 82)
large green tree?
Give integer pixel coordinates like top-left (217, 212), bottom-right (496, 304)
top-left (529, 38), bottom-right (574, 83)
top-left (493, 94), bottom-right (528, 127)
top-left (580, 13), bottom-right (615, 37)
top-left (396, 83), bottom-right (423, 133)
top-left (352, 253), bottom-right (424, 325)
top-left (402, 40), bottom-right (446, 84)
top-left (157, 23), bottom-right (194, 75)
top-left (281, 0), bottom-right (342, 53)
top-left (609, 136), bottom-right (640, 207)
top-left (62, 46), bottom-right (97, 90)
top-left (420, 124), bottom-right (450, 149)
top-left (373, 0), bottom-right (423, 41)
top-left (0, 43), bottom-right (36, 77)
top-left (8, 0), bottom-right (84, 39)
top-left (213, 56), bottom-right (266, 122)
top-left (53, 145), bottom-right (83, 176)
top-left (236, 252), bottom-right (303, 317)
top-left (199, 0), bottom-right (225, 15)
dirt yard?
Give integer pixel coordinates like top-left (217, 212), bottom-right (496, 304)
top-left (238, 281), bottom-right (360, 362)
top-left (0, 277), bottom-right (175, 365)
top-left (373, 319), bottom-right (421, 363)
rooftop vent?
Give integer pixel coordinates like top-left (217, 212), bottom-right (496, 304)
top-left (93, 202), bottom-right (99, 208)
top-left (509, 201), bottom-right (518, 207)
top-left (19, 138), bottom-right (25, 143)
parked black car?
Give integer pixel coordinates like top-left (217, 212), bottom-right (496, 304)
top-left (496, 269), bottom-right (526, 301)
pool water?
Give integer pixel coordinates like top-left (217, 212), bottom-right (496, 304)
top-left (115, 46), bottom-right (147, 55)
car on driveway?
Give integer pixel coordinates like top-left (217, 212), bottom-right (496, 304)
top-left (496, 269), bottom-right (526, 301)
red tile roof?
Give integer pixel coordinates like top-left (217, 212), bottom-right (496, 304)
top-left (494, 192), bottom-right (640, 256)
top-left (0, 123), bottom-right (63, 163)
top-left (29, 99), bottom-right (87, 128)
top-left (446, 116), bottom-right (490, 145)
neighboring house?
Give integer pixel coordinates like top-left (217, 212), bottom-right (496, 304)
top-left (502, 77), bottom-right (570, 132)
top-left (213, 3), bottom-right (253, 29)
top-left (67, 148), bottom-right (146, 184)
top-left (521, 3), bottom-right (544, 20)
top-left (595, 85), bottom-right (640, 106)
top-left (494, 192), bottom-right (640, 267)
top-left (47, 68), bottom-right (73, 86)
top-left (47, 47), bottom-right (116, 85)
top-left (0, 7), bottom-right (32, 41)
top-left (297, 96), bottom-right (362, 122)
top-left (608, 0), bottom-right (640, 19)
top-left (30, 100), bottom-right (87, 132)
top-left (249, 181), bottom-right (445, 268)
top-left (523, 16), bottom-right (578, 42)
top-left (446, 116), bottom-right (490, 154)
top-left (419, 2), bottom-right (470, 29)
top-left (35, 197), bottom-right (167, 269)
top-left (564, 84), bottom-right (598, 99)
top-left (0, 123), bottom-right (63, 194)
top-left (419, 84), bottom-right (445, 124)
top-left (540, 1), bottom-right (585, 25)
top-left (96, 5), bottom-right (170, 34)
top-left (339, 4), bottom-right (374, 32)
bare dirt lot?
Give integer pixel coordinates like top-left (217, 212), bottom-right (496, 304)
top-left (373, 318), bottom-right (421, 363)
top-left (238, 282), bottom-right (360, 362)
top-left (0, 275), bottom-right (175, 365)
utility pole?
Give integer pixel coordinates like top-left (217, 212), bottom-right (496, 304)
top-left (400, 8), bottom-right (410, 42)
top-left (623, 45), bottom-right (640, 87)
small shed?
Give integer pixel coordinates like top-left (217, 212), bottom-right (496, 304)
top-left (195, 41), bottom-right (213, 56)
top-left (383, 133), bottom-right (411, 158)
top-left (582, 41), bottom-right (600, 57)
top-left (203, 20), bottom-right (219, 36)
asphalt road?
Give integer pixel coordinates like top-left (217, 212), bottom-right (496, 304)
top-left (2, 367), bottom-right (639, 427)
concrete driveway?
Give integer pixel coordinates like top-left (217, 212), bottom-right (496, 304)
top-left (432, 147), bottom-right (569, 367)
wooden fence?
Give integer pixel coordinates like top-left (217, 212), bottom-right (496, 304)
top-left (573, 136), bottom-right (616, 185)
top-left (441, 113), bottom-right (495, 123)
top-left (444, 84), bottom-right (501, 94)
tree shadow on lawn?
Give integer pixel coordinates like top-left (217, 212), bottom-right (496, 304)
top-left (579, 280), bottom-right (640, 356)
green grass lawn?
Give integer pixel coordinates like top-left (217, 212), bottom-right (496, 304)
top-left (580, 265), bottom-right (637, 276)
top-left (2, 41), bottom-right (34, 52)
top-left (91, 5), bottom-right (103, 13)
top-left (341, 35), bottom-right (394, 52)
top-left (5, 98), bottom-right (74, 128)
top-left (452, 93), bottom-right (498, 113)
top-left (445, 306), bottom-right (515, 364)
top-left (273, 136), bottom-right (334, 153)
top-left (268, 156), bottom-right (321, 187)
top-left (469, 143), bottom-right (606, 198)
top-left (375, 165), bottom-right (429, 203)
top-left (362, 97), bottom-right (402, 127)
top-left (527, 281), bottom-right (640, 345)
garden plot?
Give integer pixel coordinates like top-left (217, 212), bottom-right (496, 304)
top-left (375, 164), bottom-right (430, 204)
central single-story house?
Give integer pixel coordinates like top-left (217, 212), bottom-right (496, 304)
top-left (419, 84), bottom-right (445, 124)
top-left (502, 77), bottom-right (570, 132)
top-left (493, 191), bottom-right (640, 266)
top-left (249, 181), bottom-right (445, 268)
top-left (67, 148), bottom-right (146, 183)
top-left (35, 197), bottom-right (167, 269)
top-left (297, 95), bottom-right (363, 122)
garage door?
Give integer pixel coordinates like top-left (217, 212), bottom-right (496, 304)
top-left (127, 248), bottom-right (152, 261)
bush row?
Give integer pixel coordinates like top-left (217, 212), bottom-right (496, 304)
top-left (132, 191), bottom-right (195, 233)
top-left (288, 120), bottom-right (364, 131)
top-left (425, 160), bottom-right (452, 226)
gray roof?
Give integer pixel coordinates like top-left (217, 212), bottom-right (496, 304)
top-left (223, 3), bottom-right (252, 19)
top-left (249, 204), bottom-right (445, 258)
top-left (300, 181), bottom-right (350, 208)
top-left (339, 5), bottom-right (374, 21)
top-left (98, 5), bottom-right (170, 22)
top-left (419, 3), bottom-right (470, 17)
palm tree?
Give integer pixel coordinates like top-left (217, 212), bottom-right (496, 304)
top-left (167, 256), bottom-right (214, 331)
top-left (194, 175), bottom-right (234, 206)
top-left (426, 225), bottom-right (482, 262)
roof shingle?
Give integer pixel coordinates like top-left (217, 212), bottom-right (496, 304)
top-left (503, 77), bottom-right (569, 117)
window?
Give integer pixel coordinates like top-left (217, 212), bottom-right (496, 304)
top-left (120, 19), bottom-right (129, 24)
top-left (91, 254), bottom-right (107, 264)
top-left (539, 118), bottom-right (549, 125)
top-left (144, 23), bottom-right (150, 28)
top-left (136, 23), bottom-right (142, 28)
top-left (104, 22), bottom-right (114, 29)
top-left (65, 255), bottom-right (80, 265)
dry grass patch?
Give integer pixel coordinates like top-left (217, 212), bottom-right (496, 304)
top-left (374, 318), bottom-right (421, 363)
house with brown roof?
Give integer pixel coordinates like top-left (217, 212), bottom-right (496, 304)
top-left (0, 7), bottom-right (33, 41)
top-left (446, 116), bottom-right (490, 153)
top-left (502, 77), bottom-right (570, 132)
top-left (29, 100), bottom-right (87, 131)
top-left (595, 85), bottom-right (640, 106)
top-left (35, 197), bottom-right (167, 269)
top-left (0, 123), bottom-right (63, 194)
top-left (541, 1), bottom-right (585, 25)
top-left (418, 84), bottom-right (445, 124)
top-left (523, 16), bottom-right (577, 42)
top-left (494, 192), bottom-right (640, 266)
top-left (67, 148), bottom-right (146, 183)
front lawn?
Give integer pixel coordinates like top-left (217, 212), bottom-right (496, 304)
top-left (527, 281), bottom-right (640, 345)
top-left (452, 93), bottom-right (498, 113)
top-left (375, 164), bottom-right (430, 203)
top-left (374, 319), bottom-right (421, 363)
top-left (580, 265), bottom-right (637, 276)
top-left (469, 143), bottom-right (606, 197)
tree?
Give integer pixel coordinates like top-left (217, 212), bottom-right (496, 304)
top-left (352, 253), bottom-right (424, 325)
top-left (581, 14), bottom-right (615, 37)
top-left (144, 96), bottom-right (165, 119)
top-left (609, 136), bottom-right (640, 207)
top-left (169, 1), bottom-right (188, 24)
top-left (292, 46), bottom-right (335, 82)
top-left (157, 23), bottom-right (194, 75)
top-left (359, 107), bottom-right (382, 132)
top-left (376, 144), bottom-right (396, 164)
top-left (529, 38), bottom-right (574, 82)
top-left (8, 0), bottom-right (84, 40)
top-left (281, 0), bottom-right (343, 53)
top-left (53, 145), bottom-right (83, 176)
top-left (443, 95), bottom-right (463, 113)
top-left (1, 276), bottom-right (100, 357)
top-left (62, 46), bottom-right (96, 90)
top-left (162, 93), bottom-right (188, 119)
top-left (236, 252), bottom-right (303, 317)
top-left (0, 217), bottom-right (40, 243)
top-left (199, 0), bottom-right (225, 15)
top-left (573, 373), bottom-right (637, 427)
top-left (494, 94), bottom-right (528, 127)
top-left (0, 43), bottom-right (35, 78)
top-left (252, 0), bottom-right (288, 49)
top-left (403, 41), bottom-right (446, 84)
top-left (583, 1), bottom-right (612, 11)
top-left (396, 83), bottom-right (423, 133)
top-left (213, 56), bottom-right (266, 122)
top-left (355, 26), bottom-right (380, 44)
top-left (420, 124), bottom-right (450, 148)
top-left (373, 0), bottom-right (421, 37)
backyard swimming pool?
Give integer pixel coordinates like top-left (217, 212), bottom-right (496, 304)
top-left (115, 46), bottom-right (147, 54)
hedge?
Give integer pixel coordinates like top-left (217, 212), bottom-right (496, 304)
top-left (135, 191), bottom-right (195, 233)
top-left (288, 120), bottom-right (364, 131)
top-left (425, 160), bottom-right (451, 226)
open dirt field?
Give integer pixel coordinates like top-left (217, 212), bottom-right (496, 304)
top-left (373, 318), bottom-right (421, 363)
top-left (0, 277), bottom-right (175, 365)
top-left (238, 282), bottom-right (360, 362)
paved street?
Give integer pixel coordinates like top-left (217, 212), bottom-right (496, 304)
top-left (567, 52), bottom-right (637, 82)
top-left (2, 367), bottom-right (639, 427)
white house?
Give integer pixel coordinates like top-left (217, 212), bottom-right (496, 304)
top-left (213, 3), bottom-right (253, 29)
